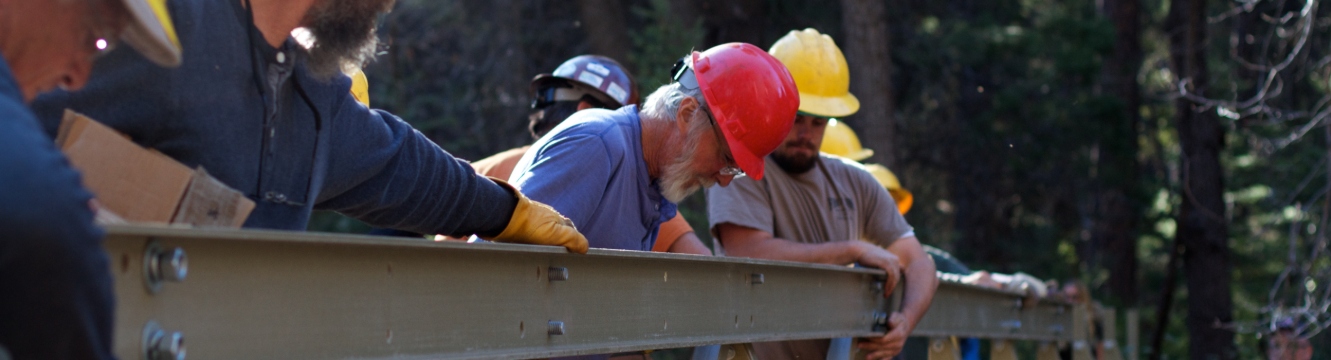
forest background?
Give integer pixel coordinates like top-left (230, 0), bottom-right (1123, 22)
top-left (306, 0), bottom-right (1331, 358)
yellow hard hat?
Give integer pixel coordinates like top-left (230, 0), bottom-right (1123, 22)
top-left (119, 0), bottom-right (182, 67)
top-left (820, 119), bottom-right (873, 161)
top-left (350, 69), bottom-right (370, 107)
top-left (865, 164), bottom-right (913, 215)
top-left (768, 28), bottom-right (860, 118)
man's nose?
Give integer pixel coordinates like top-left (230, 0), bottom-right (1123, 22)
top-left (62, 59), bottom-right (94, 91)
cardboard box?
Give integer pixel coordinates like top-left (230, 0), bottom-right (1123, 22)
top-left (56, 110), bottom-right (254, 227)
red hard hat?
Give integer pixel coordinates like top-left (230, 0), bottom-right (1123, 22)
top-left (531, 55), bottom-right (639, 108)
top-left (682, 43), bottom-right (799, 180)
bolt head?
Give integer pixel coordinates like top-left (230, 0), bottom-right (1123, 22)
top-left (160, 248), bottom-right (188, 282)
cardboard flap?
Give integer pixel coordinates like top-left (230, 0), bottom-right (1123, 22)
top-left (59, 110), bottom-right (192, 223)
top-left (57, 110), bottom-right (253, 227)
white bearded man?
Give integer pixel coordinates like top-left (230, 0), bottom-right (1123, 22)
top-left (509, 43), bottom-right (798, 256)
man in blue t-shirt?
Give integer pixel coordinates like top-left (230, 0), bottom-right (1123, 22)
top-left (509, 43), bottom-right (799, 253)
top-left (0, 0), bottom-right (183, 358)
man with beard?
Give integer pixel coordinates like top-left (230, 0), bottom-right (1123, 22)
top-left (464, 55), bottom-right (710, 254)
top-left (28, 0), bottom-right (587, 253)
top-left (508, 43), bottom-right (797, 257)
top-left (705, 29), bottom-right (937, 360)
top-left (1, 0), bottom-right (182, 358)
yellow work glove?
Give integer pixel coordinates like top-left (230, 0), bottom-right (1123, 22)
top-left (483, 178), bottom-right (589, 254)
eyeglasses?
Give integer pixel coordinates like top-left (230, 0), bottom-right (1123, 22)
top-left (699, 105), bottom-right (745, 178)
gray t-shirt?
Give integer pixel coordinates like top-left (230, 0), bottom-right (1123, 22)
top-left (705, 154), bottom-right (914, 359)
top-left (707, 154), bottom-right (913, 248)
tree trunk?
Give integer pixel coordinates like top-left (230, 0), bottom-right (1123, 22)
top-left (838, 0), bottom-right (896, 168)
top-left (1166, 0), bottom-right (1235, 357)
top-left (1098, 0), bottom-right (1142, 308)
top-left (1148, 240), bottom-right (1182, 360)
top-left (575, 0), bottom-right (631, 69)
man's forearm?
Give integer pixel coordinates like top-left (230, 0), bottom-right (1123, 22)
top-left (725, 236), bottom-right (864, 265)
top-left (897, 257), bottom-right (938, 331)
top-left (668, 234), bottom-right (714, 255)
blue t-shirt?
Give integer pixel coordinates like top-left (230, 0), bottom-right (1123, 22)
top-left (510, 105), bottom-right (677, 251)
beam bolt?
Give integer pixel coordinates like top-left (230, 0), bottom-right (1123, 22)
top-left (750, 273), bottom-right (764, 285)
top-left (142, 321), bottom-right (185, 360)
top-left (548, 321), bottom-right (566, 335)
top-left (548, 267), bottom-right (569, 281)
top-left (1000, 320), bottom-right (1022, 332)
top-left (143, 241), bottom-right (187, 294)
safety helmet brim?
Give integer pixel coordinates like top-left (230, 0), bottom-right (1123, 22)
top-left (530, 74), bottom-right (622, 108)
top-left (888, 188), bottom-right (913, 215)
top-left (798, 91), bottom-right (860, 119)
top-left (119, 0), bottom-right (182, 67)
top-left (840, 148), bottom-right (874, 162)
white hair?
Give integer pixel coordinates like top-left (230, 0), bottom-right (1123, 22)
top-left (640, 82), bottom-right (708, 122)
top-left (645, 82), bottom-right (721, 202)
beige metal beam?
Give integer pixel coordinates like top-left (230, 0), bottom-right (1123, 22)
top-left (104, 225), bottom-right (1074, 360)
top-left (914, 273), bottom-right (1074, 341)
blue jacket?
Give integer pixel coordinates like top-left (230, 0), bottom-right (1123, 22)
top-left (0, 56), bottom-right (114, 359)
top-left (33, 0), bottom-right (513, 235)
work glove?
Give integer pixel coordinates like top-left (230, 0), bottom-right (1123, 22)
top-left (482, 178), bottom-right (589, 254)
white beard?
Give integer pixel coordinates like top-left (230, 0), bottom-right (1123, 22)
top-left (658, 124), bottom-right (713, 203)
top-left (660, 152), bottom-right (706, 203)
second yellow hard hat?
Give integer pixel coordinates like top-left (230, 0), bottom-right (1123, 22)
top-left (820, 119), bottom-right (873, 161)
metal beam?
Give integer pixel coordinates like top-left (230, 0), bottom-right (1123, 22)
top-left (914, 273), bottom-right (1074, 341)
top-left (103, 225), bottom-right (1073, 360)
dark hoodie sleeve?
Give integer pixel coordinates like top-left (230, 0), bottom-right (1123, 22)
top-left (311, 90), bottom-right (515, 237)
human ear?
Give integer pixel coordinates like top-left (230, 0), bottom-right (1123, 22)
top-left (674, 97), bottom-right (699, 134)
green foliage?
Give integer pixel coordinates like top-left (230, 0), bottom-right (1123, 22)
top-left (627, 0), bottom-right (704, 92)
top-left (890, 0), bottom-right (1118, 283)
